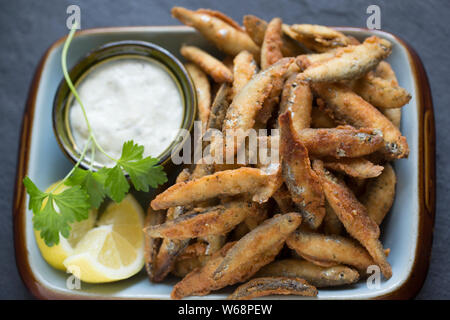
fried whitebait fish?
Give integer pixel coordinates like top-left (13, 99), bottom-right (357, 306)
top-left (172, 7), bottom-right (260, 57)
top-left (172, 254), bottom-right (210, 278)
top-left (272, 184), bottom-right (296, 214)
top-left (381, 105), bottom-right (402, 129)
top-left (243, 14), bottom-right (304, 57)
top-left (256, 259), bottom-right (359, 287)
top-left (297, 127), bottom-right (384, 158)
top-left (323, 202), bottom-right (343, 235)
top-left (286, 230), bottom-right (375, 273)
top-left (279, 112), bottom-right (325, 229)
top-left (352, 71), bottom-right (411, 109)
top-left (151, 167), bottom-right (282, 210)
top-left (261, 18), bottom-right (284, 70)
top-left (254, 78), bottom-right (285, 128)
top-left (230, 51), bottom-right (257, 99)
top-left (243, 202), bottom-right (269, 230)
top-left (323, 158), bottom-right (384, 178)
top-left (151, 207), bottom-right (190, 282)
top-left (228, 277), bottom-right (318, 300)
top-left (171, 242), bottom-right (236, 299)
top-left (313, 83), bottom-right (409, 159)
top-left (145, 200), bottom-right (260, 239)
top-left (171, 242), bottom-right (211, 277)
top-left (196, 8), bottom-right (244, 32)
top-left (206, 83), bottom-right (231, 131)
top-left (298, 36), bottom-right (392, 82)
top-left (374, 61), bottom-right (403, 128)
top-left (296, 51), bottom-right (338, 69)
top-left (181, 45), bottom-right (233, 83)
top-left (185, 63), bottom-right (211, 125)
top-left (278, 73), bottom-right (313, 132)
top-left (178, 241), bottom-right (209, 259)
top-left (144, 206), bottom-right (166, 281)
top-left (151, 169), bottom-right (191, 282)
top-left (283, 24), bottom-right (351, 52)
top-left (313, 160), bottom-right (392, 279)
top-left (223, 57), bottom-right (293, 155)
top-left (360, 163), bottom-right (396, 225)
top-left (202, 235), bottom-right (227, 255)
top-left (213, 213), bottom-right (303, 280)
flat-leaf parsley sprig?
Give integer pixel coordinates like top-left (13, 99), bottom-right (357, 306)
top-left (23, 24), bottom-right (167, 247)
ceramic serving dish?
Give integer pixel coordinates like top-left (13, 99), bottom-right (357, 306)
top-left (13, 26), bottom-right (435, 300)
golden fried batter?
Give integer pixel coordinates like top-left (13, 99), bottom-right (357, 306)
top-left (313, 82), bottom-right (409, 159)
top-left (213, 213), bottom-right (302, 280)
top-left (278, 73), bottom-right (313, 132)
top-left (185, 63), bottom-right (211, 125)
top-left (286, 230), bottom-right (375, 273)
top-left (243, 15), bottom-right (304, 56)
top-left (151, 167), bottom-right (282, 210)
top-left (279, 112), bottom-right (325, 229)
top-left (171, 242), bottom-right (236, 299)
top-left (228, 277), bottom-right (318, 300)
top-left (323, 158), bottom-right (384, 178)
top-left (261, 18), bottom-right (284, 70)
top-left (181, 45), bottom-right (233, 83)
top-left (144, 206), bottom-right (165, 282)
top-left (312, 160), bottom-right (392, 279)
top-left (297, 127), bottom-right (384, 158)
top-left (360, 163), bottom-right (396, 225)
top-left (256, 259), bottom-right (359, 287)
top-left (230, 51), bottom-right (257, 99)
top-left (299, 36), bottom-right (392, 82)
top-left (284, 24), bottom-right (350, 52)
top-left (145, 200), bottom-right (259, 239)
top-left (172, 7), bottom-right (260, 57)
top-left (223, 58), bottom-right (293, 155)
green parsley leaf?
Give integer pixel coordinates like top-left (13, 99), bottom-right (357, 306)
top-left (53, 186), bottom-right (91, 223)
top-left (23, 177), bottom-right (47, 214)
top-left (104, 165), bottom-right (130, 203)
top-left (32, 186), bottom-right (90, 246)
top-left (66, 168), bottom-right (107, 208)
top-left (120, 140), bottom-right (144, 162)
top-left (117, 141), bottom-right (168, 192)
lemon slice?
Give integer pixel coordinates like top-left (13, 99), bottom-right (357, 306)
top-left (34, 182), bottom-right (97, 270)
top-left (63, 194), bottom-right (145, 283)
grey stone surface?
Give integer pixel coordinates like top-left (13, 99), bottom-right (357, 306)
top-left (0, 0), bottom-right (448, 299)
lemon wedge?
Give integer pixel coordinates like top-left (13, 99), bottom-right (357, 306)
top-left (63, 194), bottom-right (145, 283)
top-left (34, 182), bottom-right (97, 271)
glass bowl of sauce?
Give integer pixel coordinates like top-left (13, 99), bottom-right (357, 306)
top-left (53, 40), bottom-right (196, 169)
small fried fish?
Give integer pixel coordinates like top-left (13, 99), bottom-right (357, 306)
top-left (279, 112), bottom-right (325, 229)
top-left (256, 259), bottom-right (359, 287)
top-left (228, 277), bottom-right (318, 300)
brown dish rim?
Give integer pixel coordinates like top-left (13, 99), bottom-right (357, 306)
top-left (13, 26), bottom-right (436, 300)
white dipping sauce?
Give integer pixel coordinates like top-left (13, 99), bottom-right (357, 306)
top-left (69, 57), bottom-right (183, 167)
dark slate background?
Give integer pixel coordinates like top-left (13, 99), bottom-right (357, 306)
top-left (0, 0), bottom-right (448, 299)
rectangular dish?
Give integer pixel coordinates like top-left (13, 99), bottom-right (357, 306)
top-left (13, 26), bottom-right (435, 299)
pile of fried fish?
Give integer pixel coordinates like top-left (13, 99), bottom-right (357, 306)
top-left (144, 7), bottom-right (411, 300)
